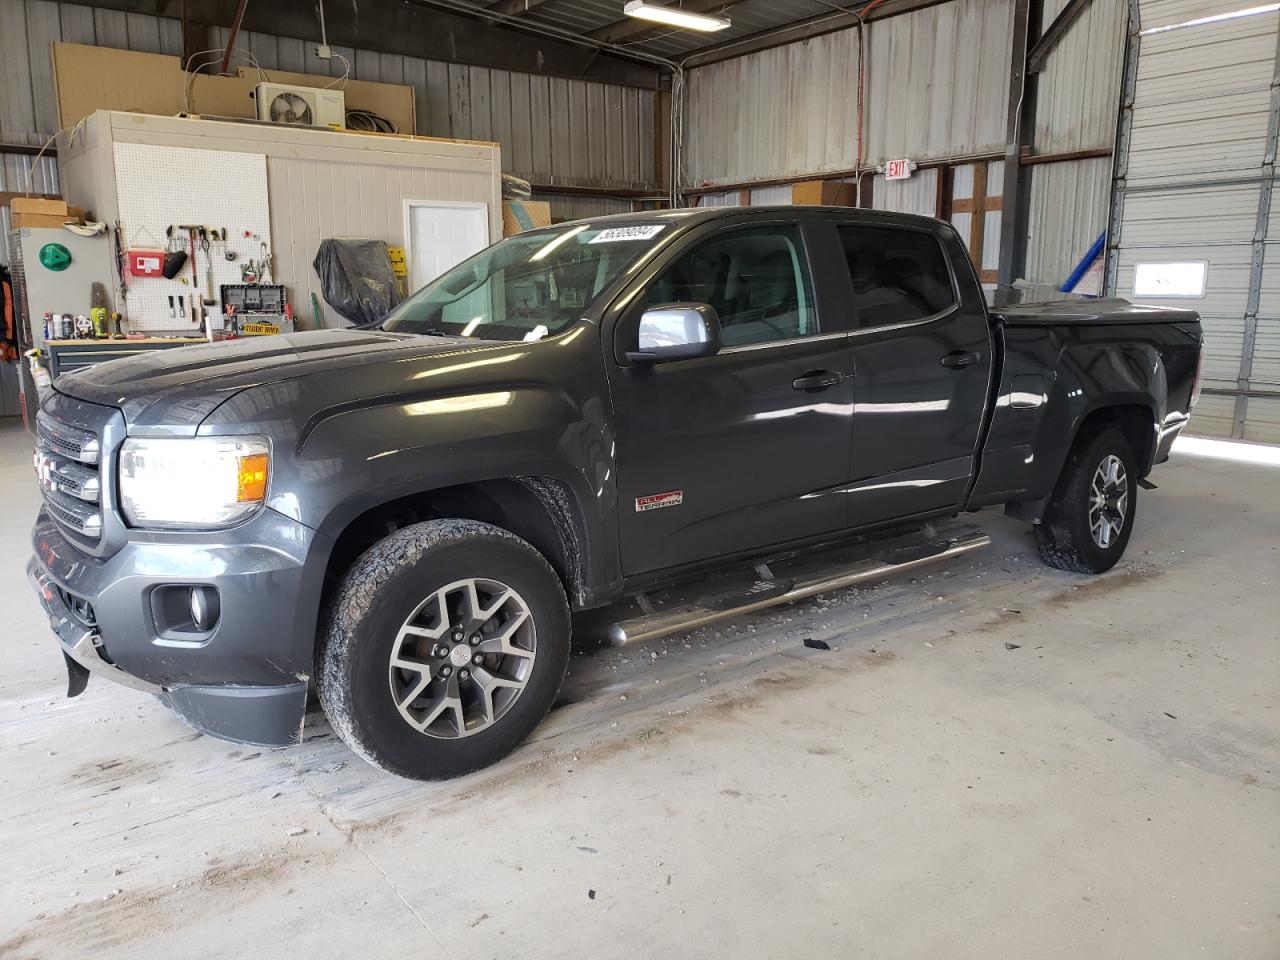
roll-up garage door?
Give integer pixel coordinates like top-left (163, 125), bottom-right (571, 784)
top-left (1109, 0), bottom-right (1280, 441)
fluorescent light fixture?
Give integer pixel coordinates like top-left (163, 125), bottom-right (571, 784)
top-left (623, 1), bottom-right (731, 32)
top-left (1141, 2), bottom-right (1279, 35)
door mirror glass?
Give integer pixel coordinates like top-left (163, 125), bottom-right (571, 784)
top-left (628, 303), bottom-right (722, 364)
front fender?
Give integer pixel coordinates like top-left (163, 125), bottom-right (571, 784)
top-left (292, 384), bottom-right (610, 537)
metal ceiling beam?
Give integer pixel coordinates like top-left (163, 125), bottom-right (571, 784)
top-left (485, 0), bottom-right (556, 18)
top-left (1027, 0), bottom-right (1096, 73)
top-left (677, 0), bottom-right (953, 67)
top-left (60, 0), bottom-right (664, 88)
top-left (586, 0), bottom-right (749, 46)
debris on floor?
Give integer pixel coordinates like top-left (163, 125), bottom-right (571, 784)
top-left (803, 637), bottom-right (831, 650)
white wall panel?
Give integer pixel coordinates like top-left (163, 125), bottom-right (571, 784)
top-left (54, 111), bottom-right (502, 332)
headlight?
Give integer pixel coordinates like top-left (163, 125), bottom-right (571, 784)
top-left (119, 437), bottom-right (271, 528)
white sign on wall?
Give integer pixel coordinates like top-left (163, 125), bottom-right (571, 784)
top-left (885, 159), bottom-right (913, 180)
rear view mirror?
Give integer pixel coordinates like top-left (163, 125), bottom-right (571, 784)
top-left (626, 303), bottom-right (722, 364)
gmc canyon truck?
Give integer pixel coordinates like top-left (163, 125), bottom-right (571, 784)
top-left (28, 207), bottom-right (1204, 781)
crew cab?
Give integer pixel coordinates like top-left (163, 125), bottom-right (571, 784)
top-left (27, 207), bottom-right (1204, 780)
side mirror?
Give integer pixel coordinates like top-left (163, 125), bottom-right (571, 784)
top-left (626, 303), bottom-right (722, 365)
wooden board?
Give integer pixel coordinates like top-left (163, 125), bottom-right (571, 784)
top-left (51, 42), bottom-right (416, 136)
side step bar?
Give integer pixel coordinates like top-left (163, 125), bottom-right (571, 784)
top-left (599, 524), bottom-right (991, 647)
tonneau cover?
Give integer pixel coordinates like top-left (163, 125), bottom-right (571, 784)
top-left (992, 297), bottom-right (1200, 327)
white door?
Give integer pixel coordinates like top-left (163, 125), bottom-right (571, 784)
top-left (405, 201), bottom-right (490, 293)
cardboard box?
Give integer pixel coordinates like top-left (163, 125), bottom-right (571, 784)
top-left (503, 200), bottom-right (552, 237)
top-left (791, 180), bottom-right (856, 206)
top-left (11, 198), bottom-right (86, 228)
top-left (11, 198), bottom-right (66, 217)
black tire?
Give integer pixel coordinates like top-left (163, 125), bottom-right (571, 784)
top-left (317, 519), bottom-right (570, 780)
top-left (1035, 427), bottom-right (1138, 574)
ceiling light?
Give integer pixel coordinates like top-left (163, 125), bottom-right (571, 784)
top-left (623, 1), bottom-right (731, 32)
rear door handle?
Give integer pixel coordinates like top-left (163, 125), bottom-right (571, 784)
top-left (792, 370), bottom-right (844, 392)
top-left (940, 351), bottom-right (981, 368)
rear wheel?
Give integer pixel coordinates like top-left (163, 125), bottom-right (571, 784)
top-left (1035, 427), bottom-right (1138, 574)
top-left (317, 519), bottom-right (570, 780)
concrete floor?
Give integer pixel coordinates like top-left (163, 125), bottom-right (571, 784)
top-left (1, 415), bottom-right (1277, 959)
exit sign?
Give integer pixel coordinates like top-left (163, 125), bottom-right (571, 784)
top-left (885, 158), bottom-right (912, 180)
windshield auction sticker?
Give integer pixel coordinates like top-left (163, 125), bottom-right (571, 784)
top-left (589, 225), bottom-right (667, 244)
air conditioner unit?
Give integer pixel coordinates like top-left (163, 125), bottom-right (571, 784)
top-left (253, 83), bottom-right (346, 129)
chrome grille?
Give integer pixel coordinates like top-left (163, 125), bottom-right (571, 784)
top-left (35, 414), bottom-right (104, 543)
top-left (37, 417), bottom-right (100, 464)
top-left (43, 488), bottom-right (103, 538)
top-left (47, 458), bottom-right (100, 502)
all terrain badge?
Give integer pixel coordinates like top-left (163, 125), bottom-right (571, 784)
top-left (635, 490), bottom-right (683, 512)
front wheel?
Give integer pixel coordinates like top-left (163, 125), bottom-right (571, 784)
top-left (317, 519), bottom-right (571, 780)
top-left (1035, 427), bottom-right (1138, 574)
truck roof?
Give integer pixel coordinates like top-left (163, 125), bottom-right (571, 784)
top-left (554, 205), bottom-right (947, 232)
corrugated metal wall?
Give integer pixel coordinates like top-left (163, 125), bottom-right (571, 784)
top-left (531, 192), bottom-right (635, 222)
top-left (0, 153), bottom-right (59, 267)
top-left (0, 1), bottom-right (657, 195)
top-left (872, 169), bottom-right (939, 216)
top-left (865, 0), bottom-right (1014, 165)
top-left (684, 27), bottom-right (861, 188)
top-left (682, 0), bottom-right (1128, 291)
top-left (1111, 6), bottom-right (1280, 441)
top-left (1025, 156), bottom-right (1112, 284)
top-left (684, 0), bottom-right (1014, 188)
top-left (1035, 0), bottom-right (1126, 153)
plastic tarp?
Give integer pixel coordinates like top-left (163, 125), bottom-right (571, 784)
top-left (312, 239), bottom-right (401, 327)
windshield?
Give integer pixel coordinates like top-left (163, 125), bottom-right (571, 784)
top-left (382, 222), bottom-right (670, 341)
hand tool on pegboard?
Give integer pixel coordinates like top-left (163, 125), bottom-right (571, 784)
top-left (162, 226), bottom-right (188, 279)
top-left (199, 227), bottom-right (214, 303)
top-left (177, 225), bottom-right (199, 299)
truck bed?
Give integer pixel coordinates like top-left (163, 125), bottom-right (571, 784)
top-left (992, 297), bottom-right (1200, 327)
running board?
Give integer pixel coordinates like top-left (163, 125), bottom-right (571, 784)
top-left (593, 522), bottom-right (991, 647)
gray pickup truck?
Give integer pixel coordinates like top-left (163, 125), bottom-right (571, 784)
top-left (28, 207), bottom-right (1204, 780)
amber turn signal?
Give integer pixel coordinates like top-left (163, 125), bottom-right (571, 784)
top-left (236, 453), bottom-right (270, 503)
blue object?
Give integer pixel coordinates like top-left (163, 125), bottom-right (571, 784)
top-left (1061, 233), bottom-right (1106, 293)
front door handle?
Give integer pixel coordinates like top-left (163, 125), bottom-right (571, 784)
top-left (792, 370), bottom-right (844, 392)
top-left (940, 350), bottom-right (981, 368)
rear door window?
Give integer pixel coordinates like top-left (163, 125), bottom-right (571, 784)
top-left (644, 226), bottom-right (816, 347)
top-left (836, 225), bottom-right (956, 328)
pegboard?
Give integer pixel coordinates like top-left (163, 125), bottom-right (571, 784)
top-left (113, 142), bottom-right (274, 334)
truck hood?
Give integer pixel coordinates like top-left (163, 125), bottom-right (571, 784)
top-left (52, 329), bottom-right (489, 430)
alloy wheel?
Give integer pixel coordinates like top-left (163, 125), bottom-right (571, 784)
top-left (388, 578), bottom-right (536, 738)
top-left (1088, 454), bottom-right (1129, 549)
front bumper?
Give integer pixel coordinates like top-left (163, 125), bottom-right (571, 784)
top-left (27, 506), bottom-right (326, 746)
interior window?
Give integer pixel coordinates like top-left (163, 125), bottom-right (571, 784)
top-left (837, 226), bottom-right (956, 328)
top-left (644, 226), bottom-right (816, 347)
